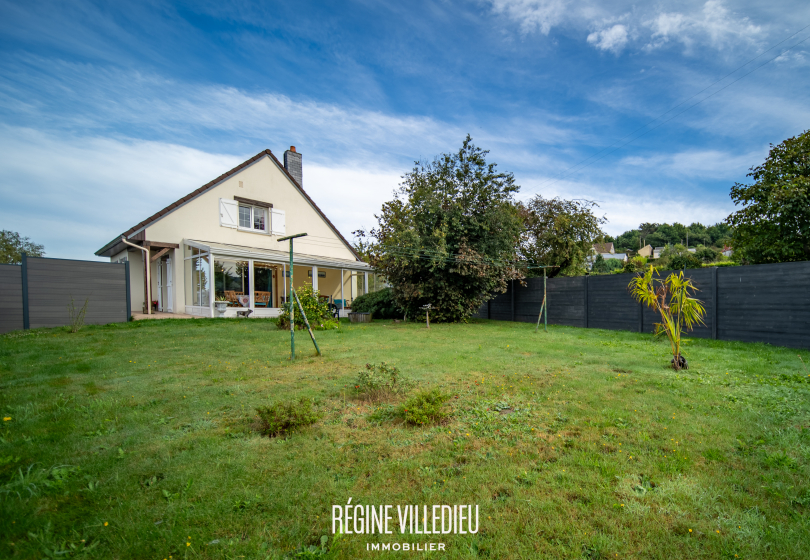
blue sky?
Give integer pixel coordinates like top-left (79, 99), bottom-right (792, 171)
top-left (1, 0), bottom-right (808, 259)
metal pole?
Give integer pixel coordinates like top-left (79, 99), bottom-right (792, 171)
top-left (292, 290), bottom-right (321, 355)
top-left (544, 267), bottom-right (547, 332)
top-left (278, 233), bottom-right (308, 359)
top-left (290, 239), bottom-right (294, 359)
top-left (21, 252), bottom-right (29, 329)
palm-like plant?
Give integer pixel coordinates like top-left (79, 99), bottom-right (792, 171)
top-left (628, 267), bottom-right (706, 370)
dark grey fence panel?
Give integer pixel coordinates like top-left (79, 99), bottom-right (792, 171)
top-left (587, 274), bottom-right (638, 331)
top-left (717, 262), bottom-right (810, 349)
top-left (26, 257), bottom-right (128, 329)
top-left (0, 265), bottom-right (24, 334)
top-left (474, 261), bottom-right (809, 349)
top-left (547, 276), bottom-right (585, 327)
top-left (678, 268), bottom-right (715, 340)
top-left (514, 276), bottom-right (546, 323)
top-left (489, 285), bottom-right (512, 322)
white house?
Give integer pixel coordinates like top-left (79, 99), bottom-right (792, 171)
top-left (95, 147), bottom-right (373, 317)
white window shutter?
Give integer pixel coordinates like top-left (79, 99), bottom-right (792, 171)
top-left (271, 209), bottom-right (286, 235)
top-left (219, 198), bottom-right (238, 228)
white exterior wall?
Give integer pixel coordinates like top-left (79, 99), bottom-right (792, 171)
top-left (116, 154), bottom-right (363, 315)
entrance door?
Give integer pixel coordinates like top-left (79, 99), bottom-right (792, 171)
top-left (156, 261), bottom-right (164, 311)
top-left (166, 257), bottom-right (173, 312)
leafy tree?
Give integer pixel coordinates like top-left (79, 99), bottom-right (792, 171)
top-left (706, 223), bottom-right (732, 246)
top-left (591, 254), bottom-right (623, 274)
top-left (520, 196), bottom-right (606, 278)
top-left (362, 136), bottom-right (523, 323)
top-left (695, 245), bottom-right (720, 263)
top-left (727, 130), bottom-right (810, 264)
top-left (0, 230), bottom-right (45, 264)
top-left (659, 244), bottom-right (702, 269)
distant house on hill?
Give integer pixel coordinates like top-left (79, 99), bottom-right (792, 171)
top-left (593, 242), bottom-right (614, 254)
top-left (637, 244), bottom-right (653, 258)
top-left (95, 147), bottom-right (373, 318)
top-left (590, 241), bottom-right (627, 264)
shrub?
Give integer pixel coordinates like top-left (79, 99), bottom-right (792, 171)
top-left (277, 284), bottom-right (332, 330)
top-left (695, 245), bottom-right (720, 263)
top-left (255, 397), bottom-right (319, 437)
top-left (353, 362), bottom-right (412, 401)
top-left (399, 389), bottom-right (450, 426)
top-left (349, 287), bottom-right (401, 319)
top-left (622, 256), bottom-right (648, 274)
top-left (667, 253), bottom-right (703, 270)
top-left (67, 297), bottom-right (89, 333)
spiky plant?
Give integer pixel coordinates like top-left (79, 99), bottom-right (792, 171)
top-left (628, 267), bottom-right (705, 370)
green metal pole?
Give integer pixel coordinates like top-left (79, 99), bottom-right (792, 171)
top-left (544, 267), bottom-right (548, 332)
top-left (290, 238), bottom-right (294, 359)
top-left (292, 290), bottom-right (321, 355)
top-left (277, 233), bottom-right (308, 360)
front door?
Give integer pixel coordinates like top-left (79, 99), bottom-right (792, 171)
top-left (166, 257), bottom-right (173, 312)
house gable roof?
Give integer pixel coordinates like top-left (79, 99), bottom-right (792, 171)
top-left (95, 149), bottom-right (361, 260)
top-left (593, 242), bottom-right (614, 254)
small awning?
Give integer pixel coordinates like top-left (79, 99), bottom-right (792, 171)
top-left (185, 239), bottom-right (372, 272)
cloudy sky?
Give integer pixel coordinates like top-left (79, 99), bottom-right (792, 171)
top-left (1, 0), bottom-right (808, 259)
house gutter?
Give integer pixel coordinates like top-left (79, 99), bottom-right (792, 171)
top-left (120, 236), bottom-right (151, 316)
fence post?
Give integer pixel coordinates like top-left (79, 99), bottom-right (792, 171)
top-left (21, 252), bottom-right (29, 330)
top-left (125, 260), bottom-right (132, 321)
top-left (511, 279), bottom-right (515, 322)
top-left (487, 298), bottom-right (491, 319)
top-left (638, 301), bottom-right (643, 333)
top-left (712, 266), bottom-right (718, 339)
top-left (584, 275), bottom-right (589, 329)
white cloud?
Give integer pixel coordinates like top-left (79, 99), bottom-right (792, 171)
top-left (645, 1), bottom-right (764, 52)
top-left (487, 0), bottom-right (569, 35)
top-left (619, 148), bottom-right (765, 179)
top-left (517, 174), bottom-right (735, 235)
top-left (587, 24), bottom-right (629, 53)
top-left (0, 126), bottom-right (241, 259)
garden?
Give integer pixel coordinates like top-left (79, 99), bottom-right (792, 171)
top-left (1, 317), bottom-right (809, 559)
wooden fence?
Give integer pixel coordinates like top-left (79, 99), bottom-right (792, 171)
top-left (475, 261), bottom-right (810, 349)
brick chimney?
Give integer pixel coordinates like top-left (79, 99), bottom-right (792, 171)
top-left (284, 146), bottom-right (302, 187)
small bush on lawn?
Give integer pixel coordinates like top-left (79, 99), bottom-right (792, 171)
top-left (353, 362), bottom-right (412, 402)
top-left (400, 389), bottom-right (450, 426)
top-left (277, 284), bottom-right (333, 330)
top-left (255, 397), bottom-right (320, 437)
top-left (350, 287), bottom-right (402, 319)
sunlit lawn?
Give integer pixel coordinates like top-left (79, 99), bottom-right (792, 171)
top-left (1, 317), bottom-right (809, 559)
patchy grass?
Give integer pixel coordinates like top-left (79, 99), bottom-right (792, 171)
top-left (1, 318), bottom-right (809, 559)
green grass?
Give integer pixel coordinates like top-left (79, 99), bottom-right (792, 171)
top-left (1, 318), bottom-right (809, 559)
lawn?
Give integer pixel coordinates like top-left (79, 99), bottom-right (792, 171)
top-left (1, 318), bottom-right (809, 559)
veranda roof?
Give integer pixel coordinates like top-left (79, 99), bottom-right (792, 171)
top-left (186, 239), bottom-right (372, 272)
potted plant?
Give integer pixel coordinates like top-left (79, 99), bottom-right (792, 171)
top-left (214, 295), bottom-right (229, 317)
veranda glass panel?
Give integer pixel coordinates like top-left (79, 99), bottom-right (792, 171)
top-left (253, 262), bottom-right (277, 307)
top-left (215, 260), bottom-right (249, 306)
top-left (197, 254), bottom-right (210, 306)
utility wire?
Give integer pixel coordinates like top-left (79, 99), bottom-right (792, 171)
top-left (522, 24), bottom-right (810, 196)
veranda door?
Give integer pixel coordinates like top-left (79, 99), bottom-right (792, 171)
top-left (166, 258), bottom-right (173, 312)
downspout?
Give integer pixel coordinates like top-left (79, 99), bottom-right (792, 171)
top-left (121, 236), bottom-right (151, 315)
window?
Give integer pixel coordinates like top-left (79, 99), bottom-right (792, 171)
top-left (238, 205), bottom-right (267, 233)
top-left (214, 260), bottom-right (250, 307)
